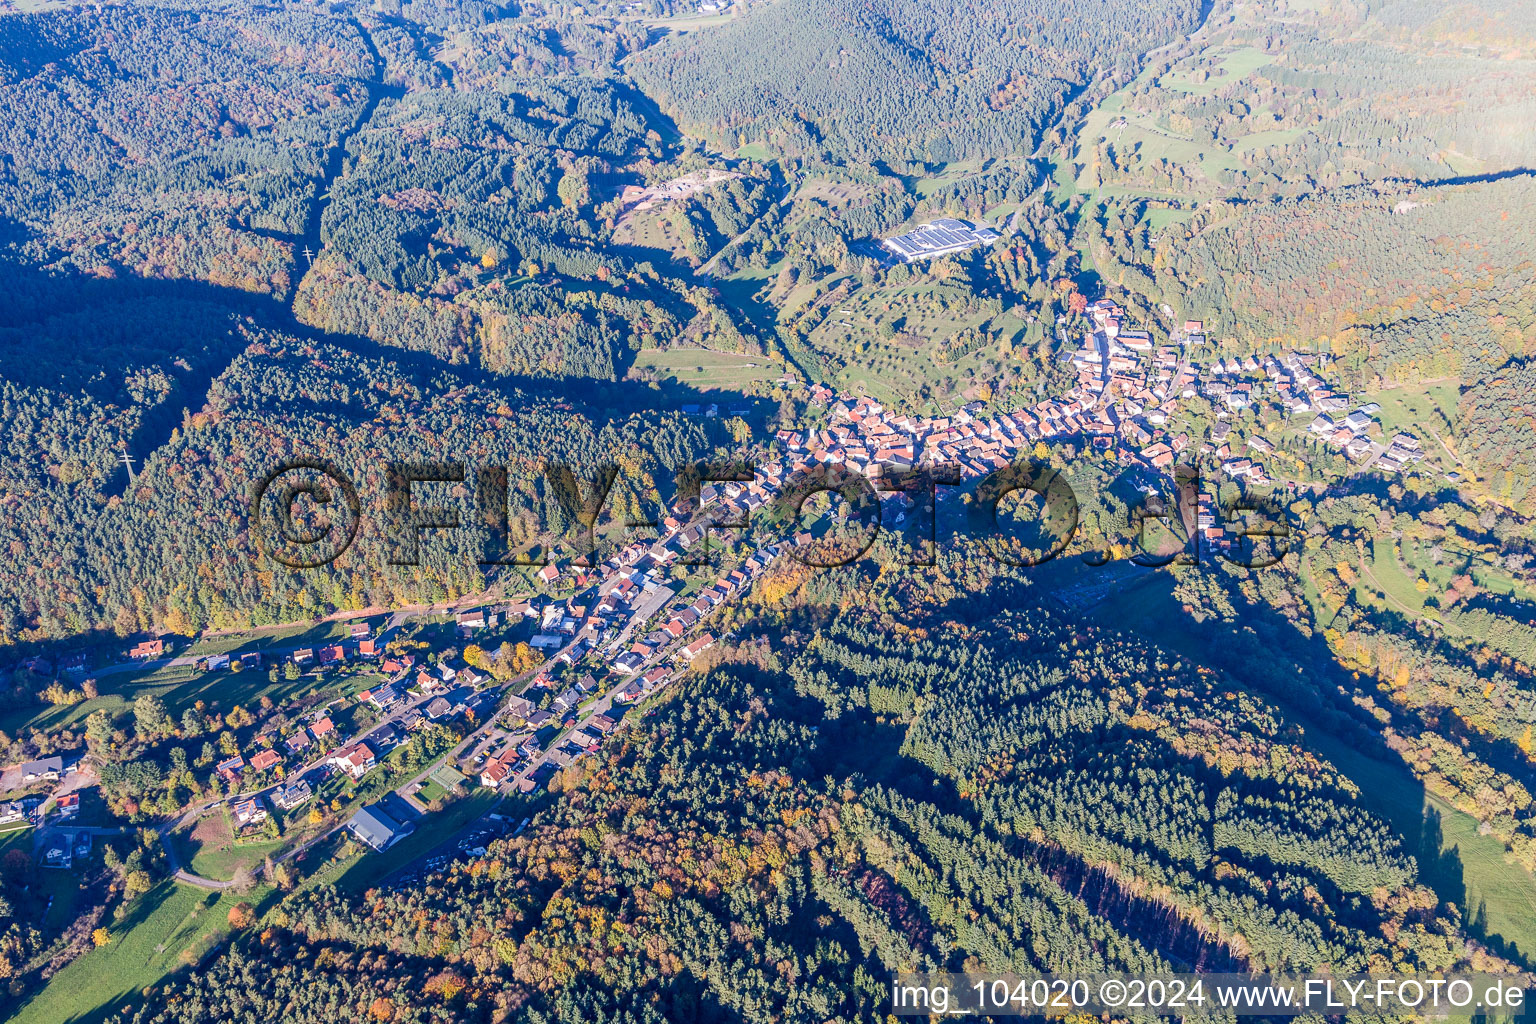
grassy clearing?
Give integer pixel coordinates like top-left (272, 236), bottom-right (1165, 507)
top-left (613, 205), bottom-right (690, 260)
top-left (631, 348), bottom-right (776, 390)
top-left (8, 881), bottom-right (272, 1024)
top-left (415, 779), bottom-right (449, 805)
top-left (1363, 538), bottom-right (1429, 615)
top-left (1370, 380), bottom-right (1459, 439)
top-left (1160, 46), bottom-right (1274, 95)
top-left (1299, 723), bottom-right (1536, 960)
top-left (0, 661), bottom-right (201, 736)
top-left (1232, 126), bottom-right (1305, 152)
top-left (637, 10), bottom-right (736, 31)
top-left (0, 644), bottom-right (356, 738)
top-left (184, 620), bottom-right (352, 659)
top-left (1078, 109), bottom-right (1243, 190)
top-left (801, 280), bottom-right (1020, 406)
top-left (734, 141), bottom-right (774, 162)
top-left (911, 161), bottom-right (981, 198)
top-left (169, 807), bottom-right (280, 882)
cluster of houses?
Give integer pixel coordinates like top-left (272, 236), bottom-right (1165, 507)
top-left (476, 707), bottom-right (620, 793)
top-left (1308, 403), bottom-right (1425, 472)
top-left (743, 301), bottom-right (1431, 546)
top-left (0, 754), bottom-right (85, 846)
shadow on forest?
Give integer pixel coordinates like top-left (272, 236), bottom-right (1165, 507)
top-left (1076, 564), bottom-right (1533, 969)
top-left (0, 256), bottom-right (776, 501)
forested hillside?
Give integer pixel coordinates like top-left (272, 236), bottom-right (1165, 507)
top-left (1457, 359), bottom-right (1536, 510)
top-left (627, 0), bottom-right (1200, 167)
top-left (0, 6), bottom-right (369, 293)
top-left (107, 564), bottom-right (1505, 1024)
top-left (1114, 176), bottom-right (1536, 388)
top-left (0, 310), bottom-right (718, 647)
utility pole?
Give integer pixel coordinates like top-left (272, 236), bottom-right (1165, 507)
top-left (301, 245), bottom-right (315, 265)
top-left (120, 450), bottom-right (136, 482)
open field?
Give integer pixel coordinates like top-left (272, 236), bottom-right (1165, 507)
top-left (911, 161), bottom-right (981, 198)
top-left (635, 9), bottom-right (736, 32)
top-left (172, 808), bottom-right (285, 881)
top-left (734, 141), bottom-right (774, 162)
top-left (1071, 45), bottom-right (1278, 194)
top-left (184, 620), bottom-right (353, 659)
top-left (1076, 100), bottom-right (1242, 191)
top-left (1364, 538), bottom-right (1429, 615)
top-left (8, 881), bottom-right (273, 1024)
top-left (800, 280), bottom-right (1025, 406)
top-left (1159, 45), bottom-right (1275, 95)
top-left (612, 206), bottom-right (690, 260)
top-left (1370, 380), bottom-right (1459, 438)
top-left (0, 625), bottom-right (364, 738)
top-left (785, 177), bottom-right (878, 228)
top-left (631, 348), bottom-right (776, 390)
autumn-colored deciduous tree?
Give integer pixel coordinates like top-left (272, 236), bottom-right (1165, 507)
top-left (228, 902), bottom-right (255, 929)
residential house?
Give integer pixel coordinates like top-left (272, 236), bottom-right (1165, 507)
top-left (21, 756), bottom-right (63, 781)
top-left (215, 755), bottom-right (244, 781)
top-left (249, 749), bottom-right (282, 773)
top-left (332, 741), bottom-right (376, 779)
top-left (680, 634), bottom-right (715, 663)
top-left (232, 797), bottom-right (268, 828)
top-left (272, 779), bottom-right (312, 810)
top-left (129, 638), bottom-right (164, 659)
top-left (363, 684), bottom-right (401, 710)
top-left (480, 758), bottom-right (513, 788)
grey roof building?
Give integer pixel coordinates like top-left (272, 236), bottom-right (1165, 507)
top-left (880, 218), bottom-right (999, 263)
top-left (348, 805), bottom-right (405, 852)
